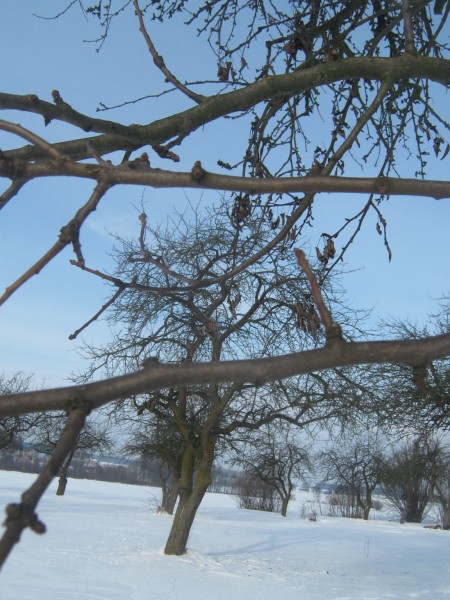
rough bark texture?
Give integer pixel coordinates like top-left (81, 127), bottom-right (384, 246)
top-left (164, 438), bottom-right (215, 555)
top-left (280, 497), bottom-right (289, 517)
top-left (161, 476), bottom-right (179, 515)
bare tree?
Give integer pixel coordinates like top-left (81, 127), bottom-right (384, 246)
top-left (77, 200), bottom-right (358, 554)
top-left (29, 413), bottom-right (111, 496)
top-left (320, 425), bottom-right (387, 520)
top-left (0, 1), bottom-right (450, 568)
top-left (123, 412), bottom-right (183, 514)
top-left (231, 423), bottom-right (313, 516)
top-left (235, 472), bottom-right (282, 514)
top-left (382, 435), bottom-right (442, 523)
top-left (434, 444), bottom-right (450, 529)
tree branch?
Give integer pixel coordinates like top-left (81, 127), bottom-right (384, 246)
top-left (0, 119), bottom-right (65, 161)
top-left (2, 158), bottom-right (449, 199)
top-left (0, 409), bottom-right (87, 570)
top-left (1, 333), bottom-right (449, 418)
top-left (2, 55), bottom-right (449, 163)
top-left (0, 181), bottom-right (110, 306)
top-left (294, 249), bottom-right (342, 342)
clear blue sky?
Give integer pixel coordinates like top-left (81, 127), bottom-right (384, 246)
top-left (0, 3), bottom-right (449, 385)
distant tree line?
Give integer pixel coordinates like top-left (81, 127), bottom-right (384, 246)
top-left (0, 441), bottom-right (244, 495)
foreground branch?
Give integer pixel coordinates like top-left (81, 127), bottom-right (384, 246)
top-left (2, 158), bottom-right (449, 199)
top-left (0, 409), bottom-right (87, 570)
top-left (0, 333), bottom-right (449, 418)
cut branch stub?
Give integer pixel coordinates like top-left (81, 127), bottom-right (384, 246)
top-left (294, 248), bottom-right (343, 343)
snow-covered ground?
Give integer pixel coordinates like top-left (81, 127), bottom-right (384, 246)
top-left (1, 471), bottom-right (449, 599)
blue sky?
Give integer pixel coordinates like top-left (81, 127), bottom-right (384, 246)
top-left (0, 3), bottom-right (449, 385)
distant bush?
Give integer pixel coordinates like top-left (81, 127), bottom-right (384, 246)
top-left (326, 486), bottom-right (364, 519)
top-left (235, 473), bottom-right (281, 513)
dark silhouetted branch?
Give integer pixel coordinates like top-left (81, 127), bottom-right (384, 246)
top-left (0, 409), bottom-right (87, 570)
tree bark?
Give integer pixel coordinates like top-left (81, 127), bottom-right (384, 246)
top-left (164, 437), bottom-right (214, 555)
top-left (164, 482), bottom-right (209, 555)
top-left (161, 474), bottom-right (179, 515)
top-left (280, 496), bottom-right (289, 517)
top-left (55, 444), bottom-right (77, 496)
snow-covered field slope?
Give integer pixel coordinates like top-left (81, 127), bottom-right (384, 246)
top-left (1, 471), bottom-right (449, 599)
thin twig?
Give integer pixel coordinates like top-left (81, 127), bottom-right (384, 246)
top-left (0, 409), bottom-right (87, 570)
top-left (323, 80), bottom-right (393, 175)
top-left (133, 0), bottom-right (204, 104)
top-left (68, 286), bottom-right (125, 340)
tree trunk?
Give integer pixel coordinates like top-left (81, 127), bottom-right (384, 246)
top-left (161, 475), bottom-right (179, 515)
top-left (280, 496), bottom-right (289, 517)
top-left (362, 490), bottom-right (372, 520)
top-left (442, 505), bottom-right (450, 530)
top-left (56, 473), bottom-right (68, 496)
top-left (164, 436), bottom-right (215, 555)
top-left (55, 444), bottom-right (77, 496)
top-left (164, 481), bottom-right (209, 555)
top-left (404, 502), bottom-right (424, 523)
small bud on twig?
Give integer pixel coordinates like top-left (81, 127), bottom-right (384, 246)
top-left (191, 161), bottom-right (206, 181)
top-left (51, 90), bottom-right (64, 105)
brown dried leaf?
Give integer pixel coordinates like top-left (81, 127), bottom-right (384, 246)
top-left (296, 301), bottom-right (306, 330)
top-left (316, 246), bottom-right (326, 263)
top-left (308, 308), bottom-right (321, 340)
top-left (327, 238), bottom-right (336, 259)
top-left (271, 216), bottom-right (280, 230)
top-left (433, 137), bottom-right (444, 157)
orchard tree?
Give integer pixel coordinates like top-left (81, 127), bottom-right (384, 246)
top-left (382, 435), bottom-right (442, 523)
top-left (320, 425), bottom-right (387, 520)
top-left (29, 413), bottom-right (111, 496)
top-left (123, 411), bottom-right (184, 514)
top-left (231, 423), bottom-right (313, 517)
top-left (78, 199), bottom-right (359, 554)
top-left (0, 0), bottom-right (450, 568)
top-left (434, 444), bottom-right (450, 529)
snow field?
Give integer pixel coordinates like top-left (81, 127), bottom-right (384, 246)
top-left (1, 471), bottom-right (449, 599)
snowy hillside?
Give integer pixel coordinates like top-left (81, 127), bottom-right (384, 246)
top-left (1, 471), bottom-right (449, 599)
